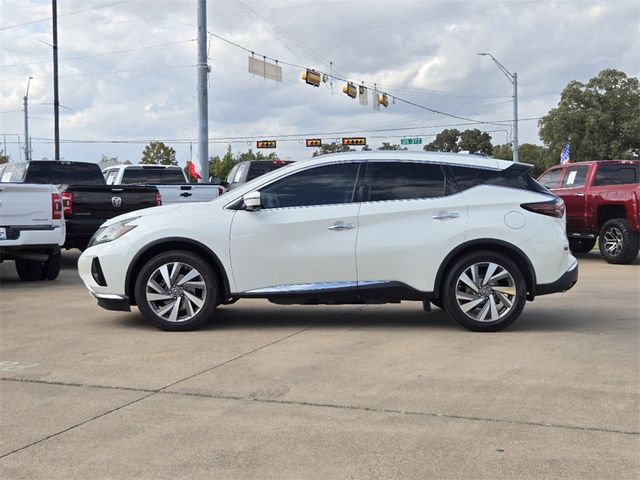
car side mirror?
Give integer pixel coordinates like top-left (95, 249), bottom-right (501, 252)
top-left (243, 191), bottom-right (262, 211)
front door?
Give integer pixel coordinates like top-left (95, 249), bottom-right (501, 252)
top-left (229, 162), bottom-right (363, 294)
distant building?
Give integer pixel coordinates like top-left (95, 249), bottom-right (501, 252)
top-left (98, 158), bottom-right (132, 169)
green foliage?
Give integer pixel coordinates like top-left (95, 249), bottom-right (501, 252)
top-left (140, 141), bottom-right (177, 165)
top-left (458, 129), bottom-right (493, 155)
top-left (378, 142), bottom-right (407, 151)
top-left (424, 129), bottom-right (460, 152)
top-left (492, 143), bottom-right (513, 160)
top-left (0, 150), bottom-right (9, 164)
top-left (313, 142), bottom-right (354, 157)
top-left (539, 69), bottom-right (640, 161)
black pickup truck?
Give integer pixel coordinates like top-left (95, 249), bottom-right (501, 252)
top-left (0, 161), bottom-right (160, 250)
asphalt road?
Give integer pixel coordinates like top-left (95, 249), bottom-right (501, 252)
top-left (0, 250), bottom-right (638, 479)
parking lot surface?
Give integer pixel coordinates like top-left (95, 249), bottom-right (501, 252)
top-left (1, 251), bottom-right (638, 479)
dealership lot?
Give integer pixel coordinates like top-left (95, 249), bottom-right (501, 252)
top-left (0, 251), bottom-right (638, 479)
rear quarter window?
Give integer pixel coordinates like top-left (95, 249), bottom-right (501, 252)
top-left (593, 163), bottom-right (639, 186)
top-left (450, 164), bottom-right (546, 193)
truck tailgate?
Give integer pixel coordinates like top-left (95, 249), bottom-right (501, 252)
top-left (68, 185), bottom-right (158, 223)
top-left (0, 183), bottom-right (55, 227)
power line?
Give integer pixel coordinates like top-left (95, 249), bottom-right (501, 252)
top-left (1, 64), bottom-right (195, 82)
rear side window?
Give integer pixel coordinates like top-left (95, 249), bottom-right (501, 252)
top-left (450, 164), bottom-right (548, 194)
top-left (561, 166), bottom-right (588, 188)
top-left (25, 162), bottom-right (104, 184)
top-left (538, 168), bottom-right (562, 188)
top-left (593, 164), bottom-right (639, 186)
top-left (260, 163), bottom-right (360, 208)
top-left (366, 162), bottom-right (446, 201)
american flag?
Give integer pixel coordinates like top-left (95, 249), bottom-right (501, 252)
top-left (560, 143), bottom-right (571, 164)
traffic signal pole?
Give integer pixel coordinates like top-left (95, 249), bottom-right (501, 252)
top-left (196, 0), bottom-right (209, 182)
top-left (52, 0), bottom-right (60, 160)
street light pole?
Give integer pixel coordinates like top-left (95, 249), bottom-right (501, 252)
top-left (478, 53), bottom-right (519, 162)
top-left (23, 76), bottom-right (33, 161)
top-left (196, 0), bottom-right (209, 183)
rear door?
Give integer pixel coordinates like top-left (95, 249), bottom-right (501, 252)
top-left (229, 162), bottom-right (362, 294)
top-left (355, 161), bottom-right (468, 293)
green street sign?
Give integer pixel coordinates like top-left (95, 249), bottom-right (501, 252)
top-left (400, 137), bottom-right (422, 145)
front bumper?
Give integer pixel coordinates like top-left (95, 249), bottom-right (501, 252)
top-left (535, 259), bottom-right (578, 296)
top-left (91, 291), bottom-right (131, 312)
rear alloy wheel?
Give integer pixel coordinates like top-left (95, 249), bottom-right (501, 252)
top-left (135, 251), bottom-right (218, 331)
top-left (568, 237), bottom-right (596, 255)
top-left (598, 219), bottom-right (639, 265)
top-left (443, 252), bottom-right (527, 332)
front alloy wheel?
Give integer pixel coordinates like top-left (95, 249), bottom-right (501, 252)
top-left (443, 252), bottom-right (527, 331)
top-left (135, 251), bottom-right (218, 330)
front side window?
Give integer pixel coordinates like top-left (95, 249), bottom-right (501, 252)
top-left (259, 163), bottom-right (360, 209)
top-left (366, 162), bottom-right (446, 201)
top-left (538, 168), bottom-right (562, 189)
top-left (561, 166), bottom-right (589, 188)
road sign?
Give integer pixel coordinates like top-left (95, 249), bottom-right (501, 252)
top-left (257, 140), bottom-right (276, 148)
top-left (400, 137), bottom-right (422, 145)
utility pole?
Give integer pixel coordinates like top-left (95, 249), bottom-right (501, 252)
top-left (478, 53), bottom-right (519, 162)
top-left (23, 77), bottom-right (33, 161)
top-left (196, 0), bottom-right (209, 182)
top-left (52, 0), bottom-right (60, 160)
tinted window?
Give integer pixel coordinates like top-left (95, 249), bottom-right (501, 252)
top-left (260, 163), bottom-right (359, 208)
top-left (450, 164), bottom-right (545, 193)
top-left (561, 166), bottom-right (588, 188)
top-left (593, 164), bottom-right (639, 186)
top-left (122, 168), bottom-right (185, 184)
top-left (25, 162), bottom-right (104, 185)
top-left (366, 162), bottom-right (445, 201)
top-left (538, 168), bottom-right (562, 188)
top-left (247, 161), bottom-right (292, 181)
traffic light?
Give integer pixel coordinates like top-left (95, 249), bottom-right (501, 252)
top-left (301, 69), bottom-right (321, 87)
top-left (341, 137), bottom-right (367, 146)
top-left (257, 140), bottom-right (277, 149)
top-left (378, 93), bottom-right (389, 108)
top-left (342, 82), bottom-right (357, 99)
top-left (305, 139), bottom-right (322, 147)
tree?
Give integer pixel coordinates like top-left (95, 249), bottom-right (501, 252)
top-left (210, 145), bottom-right (236, 181)
top-left (140, 141), bottom-right (177, 165)
top-left (458, 129), bottom-right (493, 155)
top-left (0, 150), bottom-right (9, 164)
top-left (539, 69), bottom-right (640, 161)
top-left (313, 142), bottom-right (354, 157)
top-left (378, 142), bottom-right (407, 151)
top-left (492, 143), bottom-right (512, 160)
top-left (423, 129), bottom-right (461, 152)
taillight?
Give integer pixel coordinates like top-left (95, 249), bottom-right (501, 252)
top-left (61, 191), bottom-right (73, 218)
top-left (52, 193), bottom-right (62, 220)
top-left (155, 192), bottom-right (162, 206)
top-left (521, 197), bottom-right (565, 218)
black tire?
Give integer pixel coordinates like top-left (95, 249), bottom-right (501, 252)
top-left (598, 219), bottom-right (640, 265)
top-left (15, 258), bottom-right (45, 281)
top-left (431, 299), bottom-right (445, 310)
top-left (135, 250), bottom-right (218, 331)
top-left (442, 251), bottom-right (527, 332)
top-left (568, 237), bottom-right (596, 255)
top-left (43, 249), bottom-right (61, 280)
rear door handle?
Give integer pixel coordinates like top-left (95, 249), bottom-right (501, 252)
top-left (328, 222), bottom-right (355, 231)
top-left (432, 211), bottom-right (460, 220)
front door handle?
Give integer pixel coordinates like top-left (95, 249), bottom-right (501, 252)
top-left (328, 222), bottom-right (355, 231)
top-left (432, 211), bottom-right (460, 220)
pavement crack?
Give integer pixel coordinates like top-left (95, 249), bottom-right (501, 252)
top-left (2, 376), bottom-right (638, 438)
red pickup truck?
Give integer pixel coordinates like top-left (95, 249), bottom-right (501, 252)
top-left (538, 160), bottom-right (639, 264)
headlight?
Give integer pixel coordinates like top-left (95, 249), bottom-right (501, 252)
top-left (89, 217), bottom-right (139, 247)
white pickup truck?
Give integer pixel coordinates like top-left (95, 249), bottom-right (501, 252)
top-left (0, 182), bottom-right (65, 281)
top-left (102, 165), bottom-right (223, 205)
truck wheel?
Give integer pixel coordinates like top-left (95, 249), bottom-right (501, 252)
top-left (135, 250), bottom-right (218, 331)
top-left (15, 258), bottom-right (45, 281)
top-left (569, 238), bottom-right (596, 254)
top-left (442, 251), bottom-right (527, 332)
top-left (599, 219), bottom-right (640, 264)
top-left (43, 249), bottom-right (61, 280)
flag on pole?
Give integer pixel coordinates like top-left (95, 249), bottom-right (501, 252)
top-left (560, 143), bottom-right (571, 164)
top-left (187, 160), bottom-right (202, 180)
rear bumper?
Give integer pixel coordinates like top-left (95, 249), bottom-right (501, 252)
top-left (535, 259), bottom-right (578, 296)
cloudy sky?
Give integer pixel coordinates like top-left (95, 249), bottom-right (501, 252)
top-left (1, 0), bottom-right (638, 167)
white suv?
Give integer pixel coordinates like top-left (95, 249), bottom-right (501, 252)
top-left (78, 152), bottom-right (578, 332)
